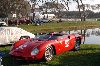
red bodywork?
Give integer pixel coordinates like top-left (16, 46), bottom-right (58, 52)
top-left (9, 33), bottom-right (82, 61)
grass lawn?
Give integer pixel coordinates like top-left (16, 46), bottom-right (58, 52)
top-left (0, 44), bottom-right (100, 66)
top-left (0, 21), bottom-right (100, 66)
top-left (18, 21), bottom-right (100, 34)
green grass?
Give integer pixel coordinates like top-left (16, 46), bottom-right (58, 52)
top-left (18, 21), bottom-right (100, 34)
top-left (1, 21), bottom-right (100, 66)
top-left (1, 44), bottom-right (100, 66)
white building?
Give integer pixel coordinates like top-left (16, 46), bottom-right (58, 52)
top-left (29, 12), bottom-right (55, 19)
top-left (40, 14), bottom-right (55, 19)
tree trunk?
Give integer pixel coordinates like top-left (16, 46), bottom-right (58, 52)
top-left (76, 0), bottom-right (82, 21)
top-left (32, 4), bottom-right (35, 20)
top-left (80, 0), bottom-right (86, 21)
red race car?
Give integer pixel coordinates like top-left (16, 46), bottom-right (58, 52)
top-left (9, 33), bottom-right (83, 61)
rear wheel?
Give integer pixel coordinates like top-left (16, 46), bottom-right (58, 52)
top-left (44, 46), bottom-right (54, 61)
top-left (73, 38), bottom-right (81, 51)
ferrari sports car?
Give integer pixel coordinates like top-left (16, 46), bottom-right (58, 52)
top-left (9, 33), bottom-right (83, 61)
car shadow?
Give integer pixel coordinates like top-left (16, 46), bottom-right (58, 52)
top-left (1, 45), bottom-right (100, 66)
top-left (3, 56), bottom-right (49, 66)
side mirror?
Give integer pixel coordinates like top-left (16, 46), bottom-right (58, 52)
top-left (68, 36), bottom-right (70, 39)
top-left (56, 38), bottom-right (60, 41)
top-left (56, 39), bottom-right (59, 41)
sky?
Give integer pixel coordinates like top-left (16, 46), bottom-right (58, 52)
top-left (28, 0), bottom-right (100, 12)
top-left (82, 0), bottom-right (100, 5)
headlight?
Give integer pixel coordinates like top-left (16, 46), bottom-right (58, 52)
top-left (31, 48), bottom-right (39, 55)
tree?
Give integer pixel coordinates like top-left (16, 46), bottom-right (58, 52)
top-left (85, 4), bottom-right (91, 10)
top-left (96, 4), bottom-right (100, 12)
top-left (91, 5), bottom-right (97, 10)
top-left (41, 1), bottom-right (66, 18)
top-left (0, 0), bottom-right (31, 18)
top-left (0, 0), bottom-right (10, 17)
top-left (30, 0), bottom-right (37, 20)
top-left (65, 0), bottom-right (85, 21)
top-left (76, 0), bottom-right (86, 21)
top-left (78, 4), bottom-right (92, 21)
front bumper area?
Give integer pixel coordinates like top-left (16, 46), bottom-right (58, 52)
top-left (9, 50), bottom-right (35, 61)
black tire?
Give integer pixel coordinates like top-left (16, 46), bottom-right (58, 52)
top-left (44, 46), bottom-right (54, 62)
top-left (73, 39), bottom-right (81, 51)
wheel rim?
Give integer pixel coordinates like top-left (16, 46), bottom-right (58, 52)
top-left (45, 46), bottom-right (54, 61)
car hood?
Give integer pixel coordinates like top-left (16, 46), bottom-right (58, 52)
top-left (9, 40), bottom-right (47, 56)
top-left (12, 40), bottom-right (47, 51)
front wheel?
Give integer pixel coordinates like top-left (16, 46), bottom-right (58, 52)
top-left (44, 46), bottom-right (54, 62)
